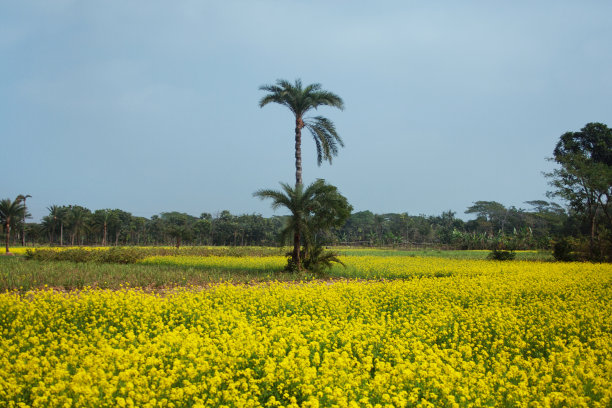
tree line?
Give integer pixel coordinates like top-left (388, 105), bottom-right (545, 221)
top-left (0, 199), bottom-right (571, 250)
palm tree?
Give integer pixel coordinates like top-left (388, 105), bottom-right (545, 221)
top-left (0, 198), bottom-right (26, 254)
top-left (67, 206), bottom-right (91, 246)
top-left (16, 194), bottom-right (31, 246)
top-left (46, 205), bottom-right (67, 246)
top-left (254, 179), bottom-right (351, 270)
top-left (93, 209), bottom-right (119, 246)
top-left (259, 79), bottom-right (344, 188)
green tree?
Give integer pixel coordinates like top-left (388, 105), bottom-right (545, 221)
top-left (130, 216), bottom-right (147, 245)
top-left (92, 209), bottom-right (120, 246)
top-left (16, 194), bottom-right (31, 246)
top-left (259, 79), bottom-right (344, 188)
top-left (546, 122), bottom-right (612, 257)
top-left (254, 179), bottom-right (352, 270)
top-left (111, 210), bottom-right (133, 246)
top-left (160, 212), bottom-right (195, 248)
top-left (465, 201), bottom-right (509, 235)
top-left (66, 206), bottom-right (91, 246)
top-left (47, 205), bottom-right (70, 247)
top-left (432, 210), bottom-right (464, 244)
top-left (0, 198), bottom-right (26, 254)
top-left (43, 206), bottom-right (60, 245)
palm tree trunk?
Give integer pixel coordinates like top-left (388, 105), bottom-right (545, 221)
top-left (293, 116), bottom-right (304, 269)
top-left (60, 222), bottom-right (64, 247)
top-left (295, 116), bottom-right (304, 188)
top-left (5, 221), bottom-right (10, 253)
top-left (293, 229), bottom-right (301, 270)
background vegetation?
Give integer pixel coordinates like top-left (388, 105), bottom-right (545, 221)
top-left (2, 124), bottom-right (610, 262)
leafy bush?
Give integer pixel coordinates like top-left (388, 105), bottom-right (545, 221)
top-left (552, 236), bottom-right (612, 263)
top-left (100, 247), bottom-right (146, 264)
top-left (553, 238), bottom-right (577, 262)
top-left (487, 235), bottom-right (516, 261)
top-left (487, 248), bottom-right (516, 261)
top-left (25, 248), bottom-right (91, 262)
top-left (285, 245), bottom-right (344, 276)
top-left (303, 245), bottom-right (344, 277)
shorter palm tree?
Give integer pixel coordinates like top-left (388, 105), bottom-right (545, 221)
top-left (0, 198), bottom-right (26, 254)
top-left (254, 179), bottom-right (352, 271)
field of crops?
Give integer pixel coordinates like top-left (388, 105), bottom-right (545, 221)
top-left (138, 254), bottom-right (576, 280)
top-left (1, 248), bottom-right (611, 407)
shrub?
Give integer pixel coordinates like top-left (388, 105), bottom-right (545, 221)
top-left (25, 248), bottom-right (92, 262)
top-left (487, 248), bottom-right (516, 261)
top-left (284, 245), bottom-right (344, 276)
top-left (553, 238), bottom-right (577, 262)
top-left (99, 247), bottom-right (147, 264)
top-left (487, 236), bottom-right (516, 261)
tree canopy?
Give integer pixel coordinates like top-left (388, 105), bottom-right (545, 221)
top-left (254, 179), bottom-right (352, 270)
top-left (0, 197), bottom-right (26, 254)
top-left (259, 79), bottom-right (344, 187)
top-left (547, 122), bottom-right (612, 259)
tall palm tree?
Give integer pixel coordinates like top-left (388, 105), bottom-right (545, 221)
top-left (47, 205), bottom-right (67, 246)
top-left (259, 79), bottom-right (344, 188)
top-left (67, 206), bottom-right (90, 246)
top-left (0, 198), bottom-right (26, 254)
top-left (254, 179), bottom-right (351, 270)
top-left (16, 194), bottom-right (31, 246)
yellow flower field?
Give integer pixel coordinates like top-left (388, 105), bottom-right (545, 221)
top-left (138, 254), bottom-right (602, 281)
top-left (1, 259), bottom-right (611, 407)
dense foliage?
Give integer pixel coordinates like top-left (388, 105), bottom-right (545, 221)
top-left (1, 201), bottom-right (573, 250)
top-left (546, 122), bottom-right (612, 261)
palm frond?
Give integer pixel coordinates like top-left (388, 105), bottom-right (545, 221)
top-left (310, 91), bottom-right (344, 110)
top-left (259, 79), bottom-right (344, 116)
top-left (253, 189), bottom-right (292, 211)
top-left (305, 116), bottom-right (344, 165)
top-left (0, 198), bottom-right (26, 223)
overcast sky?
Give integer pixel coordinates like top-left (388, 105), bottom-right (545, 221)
top-left (2, 1), bottom-right (611, 221)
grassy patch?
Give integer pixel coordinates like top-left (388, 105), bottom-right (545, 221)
top-left (0, 257), bottom-right (303, 292)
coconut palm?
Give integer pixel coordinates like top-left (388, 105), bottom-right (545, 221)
top-left (0, 198), bottom-right (26, 254)
top-left (259, 79), bottom-right (344, 188)
top-left (254, 179), bottom-right (351, 270)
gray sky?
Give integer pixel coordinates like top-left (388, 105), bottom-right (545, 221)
top-left (2, 1), bottom-right (611, 221)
